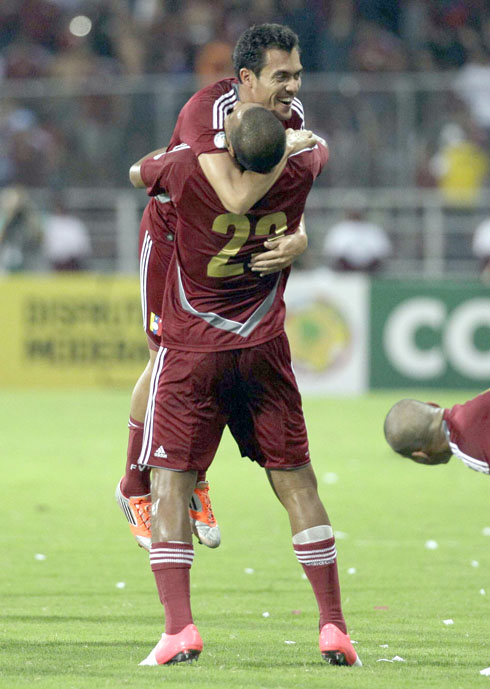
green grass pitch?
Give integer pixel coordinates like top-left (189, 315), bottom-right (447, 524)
top-left (1, 388), bottom-right (489, 689)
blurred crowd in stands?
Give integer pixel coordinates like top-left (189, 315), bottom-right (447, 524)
top-left (1, 1), bottom-right (489, 187)
top-left (1, 0), bottom-right (489, 78)
top-left (0, 1), bottom-right (489, 275)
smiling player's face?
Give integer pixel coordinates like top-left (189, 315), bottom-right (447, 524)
top-left (240, 48), bottom-right (302, 121)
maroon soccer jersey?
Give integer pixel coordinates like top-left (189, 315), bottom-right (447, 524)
top-left (168, 77), bottom-right (305, 157)
top-left (138, 79), bottom-right (306, 335)
top-left (140, 141), bottom-right (328, 351)
top-left (146, 79), bottom-right (304, 243)
top-left (443, 392), bottom-right (490, 474)
top-left (142, 79), bottom-right (305, 249)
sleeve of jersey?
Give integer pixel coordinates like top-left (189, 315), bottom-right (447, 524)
top-left (140, 151), bottom-right (190, 203)
top-left (310, 142), bottom-right (330, 178)
top-left (289, 99), bottom-right (305, 129)
top-left (140, 155), bottom-right (169, 196)
top-left (178, 94), bottom-right (227, 157)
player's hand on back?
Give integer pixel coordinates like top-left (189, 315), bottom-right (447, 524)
top-left (285, 128), bottom-right (320, 154)
top-left (249, 229), bottom-right (308, 276)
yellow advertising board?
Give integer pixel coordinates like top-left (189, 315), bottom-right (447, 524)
top-left (0, 274), bottom-right (148, 388)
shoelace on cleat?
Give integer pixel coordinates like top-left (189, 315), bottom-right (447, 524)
top-left (195, 486), bottom-right (216, 526)
top-left (133, 499), bottom-right (151, 529)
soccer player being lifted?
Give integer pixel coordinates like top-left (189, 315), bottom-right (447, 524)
top-left (116, 24), bottom-right (316, 551)
top-left (384, 393), bottom-right (490, 475)
top-left (133, 103), bottom-right (362, 669)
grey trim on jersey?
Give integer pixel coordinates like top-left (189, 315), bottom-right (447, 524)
top-left (444, 420), bottom-right (489, 474)
top-left (176, 262), bottom-right (281, 338)
top-left (449, 439), bottom-right (490, 474)
top-left (288, 143), bottom-right (319, 159)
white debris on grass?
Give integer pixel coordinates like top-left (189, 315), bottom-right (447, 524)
top-left (347, 567), bottom-right (357, 575)
top-left (377, 656), bottom-right (405, 663)
top-left (443, 619), bottom-right (454, 625)
top-left (334, 531), bottom-right (348, 539)
top-left (480, 589), bottom-right (486, 596)
top-left (34, 554), bottom-right (46, 561)
top-left (322, 472), bottom-right (338, 485)
top-left (425, 540), bottom-right (438, 550)
top-left (482, 527), bottom-right (490, 536)
top-left (480, 667), bottom-right (490, 676)
top-left (116, 582), bottom-right (126, 589)
top-left (244, 568), bottom-right (254, 574)
top-left (284, 640), bottom-right (296, 645)
top-left (380, 644), bottom-right (389, 648)
top-left (471, 560), bottom-right (479, 567)
top-left (262, 611), bottom-right (270, 618)
top-left (392, 656), bottom-right (405, 662)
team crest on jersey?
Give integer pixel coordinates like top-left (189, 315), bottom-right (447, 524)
top-left (149, 312), bottom-right (162, 336)
top-left (214, 131), bottom-right (227, 149)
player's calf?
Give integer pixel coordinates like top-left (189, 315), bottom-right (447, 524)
top-left (116, 478), bottom-right (221, 549)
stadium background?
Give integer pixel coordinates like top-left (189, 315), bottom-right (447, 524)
top-left (1, 4), bottom-right (489, 688)
top-left (1, 0), bottom-right (489, 392)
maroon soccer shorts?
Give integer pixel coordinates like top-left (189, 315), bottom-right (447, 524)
top-left (138, 333), bottom-right (311, 472)
top-left (138, 214), bottom-right (261, 460)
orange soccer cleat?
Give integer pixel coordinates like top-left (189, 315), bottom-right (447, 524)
top-left (115, 479), bottom-right (152, 551)
top-left (189, 481), bottom-right (221, 548)
top-left (139, 624), bottom-right (203, 666)
top-left (319, 623), bottom-right (362, 667)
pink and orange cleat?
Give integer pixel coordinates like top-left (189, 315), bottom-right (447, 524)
top-left (319, 623), bottom-right (362, 666)
top-left (139, 624), bottom-right (203, 666)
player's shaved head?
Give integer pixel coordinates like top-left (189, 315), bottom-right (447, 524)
top-left (226, 103), bottom-right (285, 174)
top-left (383, 399), bottom-right (437, 457)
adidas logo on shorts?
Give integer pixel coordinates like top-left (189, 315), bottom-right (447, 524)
top-left (154, 446), bottom-right (167, 458)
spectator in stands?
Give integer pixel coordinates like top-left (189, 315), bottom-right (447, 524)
top-left (428, 122), bottom-right (489, 205)
top-left (194, 39), bottom-right (234, 88)
top-left (322, 194), bottom-right (392, 273)
top-left (0, 186), bottom-right (44, 272)
top-left (472, 214), bottom-right (490, 283)
top-left (42, 194), bottom-right (91, 271)
top-left (453, 43), bottom-right (490, 139)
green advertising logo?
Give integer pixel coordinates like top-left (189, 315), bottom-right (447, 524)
top-left (370, 281), bottom-right (490, 388)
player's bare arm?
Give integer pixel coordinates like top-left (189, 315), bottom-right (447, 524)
top-left (129, 147), bottom-right (168, 188)
top-left (250, 214), bottom-right (307, 276)
top-left (198, 129), bottom-right (317, 215)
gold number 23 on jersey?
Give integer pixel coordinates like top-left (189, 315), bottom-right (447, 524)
top-left (207, 211), bottom-right (287, 278)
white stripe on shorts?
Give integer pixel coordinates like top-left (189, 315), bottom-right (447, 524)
top-left (140, 230), bottom-right (152, 331)
top-left (139, 346), bottom-right (167, 467)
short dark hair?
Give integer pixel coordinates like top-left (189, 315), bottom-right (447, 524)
top-left (230, 106), bottom-right (286, 174)
top-left (233, 23), bottom-right (300, 80)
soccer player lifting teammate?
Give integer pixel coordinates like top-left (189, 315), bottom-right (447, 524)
top-left (384, 392), bottom-right (490, 474)
top-left (134, 103), bottom-right (361, 668)
top-left (116, 24), bottom-right (316, 551)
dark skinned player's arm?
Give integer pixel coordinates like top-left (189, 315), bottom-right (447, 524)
top-left (198, 129), bottom-right (318, 214)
